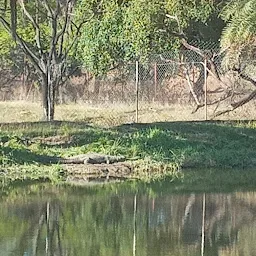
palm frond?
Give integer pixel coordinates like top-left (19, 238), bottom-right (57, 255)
top-left (221, 0), bottom-right (256, 63)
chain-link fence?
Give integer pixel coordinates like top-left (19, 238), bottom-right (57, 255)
top-left (0, 48), bottom-right (256, 125)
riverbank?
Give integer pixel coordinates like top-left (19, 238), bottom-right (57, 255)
top-left (1, 120), bottom-right (256, 189)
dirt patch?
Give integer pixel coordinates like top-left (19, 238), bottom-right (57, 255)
top-left (62, 162), bottom-right (133, 184)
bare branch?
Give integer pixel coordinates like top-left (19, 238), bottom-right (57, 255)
top-left (213, 90), bottom-right (256, 118)
top-left (42, 0), bottom-right (53, 17)
top-left (57, 0), bottom-right (74, 58)
top-left (181, 39), bottom-right (206, 58)
top-left (42, 0), bottom-right (58, 64)
top-left (233, 67), bottom-right (256, 87)
top-left (184, 67), bottom-right (201, 106)
top-left (204, 65), bottom-right (228, 90)
top-left (166, 14), bottom-right (181, 33)
top-left (17, 0), bottom-right (44, 55)
top-left (165, 14), bottom-right (206, 58)
top-left (62, 14), bottom-right (94, 61)
top-left (0, 16), bottom-right (43, 73)
top-left (212, 46), bottom-right (229, 59)
top-left (231, 90), bottom-right (256, 109)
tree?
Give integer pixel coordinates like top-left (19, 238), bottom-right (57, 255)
top-left (78, 0), bottom-right (226, 75)
top-left (159, 0), bottom-right (256, 117)
top-left (0, 0), bottom-right (92, 121)
top-left (220, 0), bottom-right (256, 64)
top-left (214, 0), bottom-right (256, 116)
top-left (78, 0), bottom-right (175, 75)
top-left (160, 1), bottom-right (225, 101)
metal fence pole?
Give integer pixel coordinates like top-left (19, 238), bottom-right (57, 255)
top-left (204, 59), bottom-right (208, 121)
top-left (135, 61), bottom-right (139, 123)
top-left (154, 63), bottom-right (157, 101)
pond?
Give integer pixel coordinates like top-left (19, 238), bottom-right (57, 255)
top-left (0, 182), bottom-right (256, 256)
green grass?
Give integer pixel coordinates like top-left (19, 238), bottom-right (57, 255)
top-left (0, 120), bottom-right (256, 188)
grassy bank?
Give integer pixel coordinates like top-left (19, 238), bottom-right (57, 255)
top-left (1, 120), bottom-right (256, 189)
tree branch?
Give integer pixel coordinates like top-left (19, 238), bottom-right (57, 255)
top-left (180, 38), bottom-right (206, 58)
top-left (233, 67), bottom-right (256, 87)
top-left (213, 90), bottom-right (256, 118)
top-left (0, 16), bottom-right (43, 74)
top-left (184, 67), bottom-right (201, 106)
top-left (42, 0), bottom-right (58, 65)
top-left (57, 0), bottom-right (73, 58)
top-left (18, 0), bottom-right (44, 55)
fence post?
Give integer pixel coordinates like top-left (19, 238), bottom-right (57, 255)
top-left (154, 63), bottom-right (157, 101)
top-left (135, 61), bottom-right (139, 123)
top-left (204, 59), bottom-right (208, 121)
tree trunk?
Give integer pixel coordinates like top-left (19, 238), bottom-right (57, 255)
top-left (41, 75), bottom-right (55, 121)
top-left (193, 63), bottom-right (206, 98)
top-left (192, 59), bottom-right (217, 101)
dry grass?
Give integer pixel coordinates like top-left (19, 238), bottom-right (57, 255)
top-left (0, 100), bottom-right (255, 126)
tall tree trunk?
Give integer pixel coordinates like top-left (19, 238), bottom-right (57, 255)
top-left (49, 82), bottom-right (55, 120)
top-left (41, 74), bottom-right (55, 121)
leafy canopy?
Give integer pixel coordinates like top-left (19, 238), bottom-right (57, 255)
top-left (78, 0), bottom-right (223, 74)
top-left (220, 0), bottom-right (256, 62)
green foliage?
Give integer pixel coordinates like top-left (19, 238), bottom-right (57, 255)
top-left (0, 0), bottom-right (234, 76)
top-left (77, 0), bottom-right (222, 74)
top-left (220, 0), bottom-right (256, 63)
top-left (122, 0), bottom-right (168, 60)
top-left (165, 0), bottom-right (216, 26)
top-left (0, 28), bottom-right (15, 66)
top-left (78, 0), bottom-right (172, 74)
top-left (78, 1), bottom-right (126, 74)
top-left (0, 1), bottom-right (41, 69)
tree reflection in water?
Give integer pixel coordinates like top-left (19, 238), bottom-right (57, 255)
top-left (0, 183), bottom-right (256, 256)
top-left (14, 200), bottom-right (64, 256)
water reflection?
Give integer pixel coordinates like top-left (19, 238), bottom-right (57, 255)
top-left (0, 183), bottom-right (256, 256)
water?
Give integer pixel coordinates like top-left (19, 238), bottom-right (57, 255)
top-left (0, 182), bottom-right (256, 256)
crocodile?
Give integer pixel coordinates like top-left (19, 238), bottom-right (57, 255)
top-left (56, 153), bottom-right (126, 165)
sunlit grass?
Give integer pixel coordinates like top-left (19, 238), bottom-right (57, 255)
top-left (0, 101), bottom-right (255, 126)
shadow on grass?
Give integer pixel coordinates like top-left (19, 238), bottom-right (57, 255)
top-left (1, 146), bottom-right (57, 165)
top-left (0, 120), bottom-right (92, 137)
top-left (0, 121), bottom-right (116, 148)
